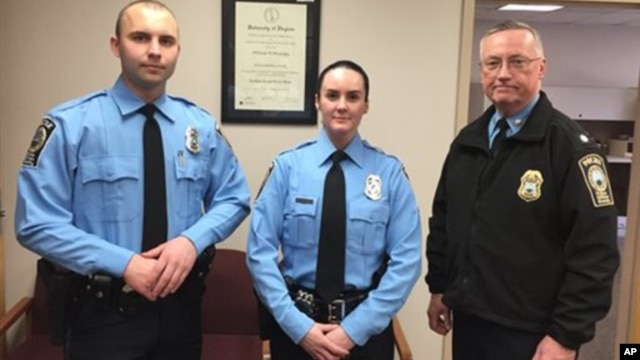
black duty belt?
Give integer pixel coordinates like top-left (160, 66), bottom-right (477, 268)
top-left (71, 245), bottom-right (216, 315)
top-left (287, 281), bottom-right (368, 324)
top-left (71, 273), bottom-right (150, 315)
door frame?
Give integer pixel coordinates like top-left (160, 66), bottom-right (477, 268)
top-left (0, 165), bottom-right (5, 359)
top-left (455, 0), bottom-right (640, 359)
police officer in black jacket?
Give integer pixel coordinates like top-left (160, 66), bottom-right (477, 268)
top-left (425, 20), bottom-right (619, 360)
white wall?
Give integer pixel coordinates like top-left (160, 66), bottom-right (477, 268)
top-left (0, 1), bottom-right (464, 358)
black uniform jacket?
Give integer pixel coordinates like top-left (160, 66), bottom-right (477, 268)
top-left (425, 92), bottom-right (619, 349)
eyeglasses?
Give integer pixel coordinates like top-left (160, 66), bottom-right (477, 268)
top-left (479, 56), bottom-right (542, 72)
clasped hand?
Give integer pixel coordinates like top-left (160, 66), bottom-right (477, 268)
top-left (300, 323), bottom-right (354, 360)
top-left (123, 236), bottom-right (198, 300)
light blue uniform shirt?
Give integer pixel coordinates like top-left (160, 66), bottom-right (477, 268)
top-left (15, 77), bottom-right (251, 276)
top-left (488, 93), bottom-right (540, 147)
top-left (247, 129), bottom-right (422, 346)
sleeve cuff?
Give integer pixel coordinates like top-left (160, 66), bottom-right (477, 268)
top-left (547, 324), bottom-right (583, 350)
top-left (103, 248), bottom-right (135, 277)
top-left (280, 305), bottom-right (315, 344)
top-left (425, 274), bottom-right (445, 294)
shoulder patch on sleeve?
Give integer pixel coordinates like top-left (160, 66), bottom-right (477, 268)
top-left (578, 154), bottom-right (614, 208)
top-left (256, 161), bottom-right (275, 200)
top-left (23, 117), bottom-right (56, 168)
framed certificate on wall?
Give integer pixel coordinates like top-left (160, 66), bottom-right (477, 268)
top-left (221, 0), bottom-right (321, 125)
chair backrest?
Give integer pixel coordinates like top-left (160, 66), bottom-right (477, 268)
top-left (4, 261), bottom-right (64, 360)
top-left (202, 248), bottom-right (260, 336)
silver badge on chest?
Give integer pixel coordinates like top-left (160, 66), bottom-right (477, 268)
top-left (185, 126), bottom-right (200, 154)
top-left (364, 174), bottom-right (382, 201)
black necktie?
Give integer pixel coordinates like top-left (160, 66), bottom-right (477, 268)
top-left (316, 150), bottom-right (347, 302)
top-left (491, 118), bottom-right (509, 157)
top-left (141, 104), bottom-right (168, 251)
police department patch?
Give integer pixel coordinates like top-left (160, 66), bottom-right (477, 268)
top-left (518, 170), bottom-right (543, 202)
top-left (578, 154), bottom-right (614, 208)
top-left (23, 118), bottom-right (56, 167)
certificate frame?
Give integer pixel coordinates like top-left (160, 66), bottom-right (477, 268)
top-left (221, 0), bottom-right (321, 125)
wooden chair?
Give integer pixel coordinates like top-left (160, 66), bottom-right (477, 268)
top-left (0, 249), bottom-right (262, 360)
top-left (201, 248), bottom-right (264, 360)
top-left (391, 315), bottom-right (413, 360)
top-left (1, 251), bottom-right (411, 360)
top-left (0, 251), bottom-right (265, 360)
top-left (0, 263), bottom-right (63, 360)
top-left (202, 249), bottom-right (413, 360)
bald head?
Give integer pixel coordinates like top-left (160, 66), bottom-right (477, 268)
top-left (115, 0), bottom-right (177, 39)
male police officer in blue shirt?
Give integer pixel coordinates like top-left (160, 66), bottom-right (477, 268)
top-left (247, 60), bottom-right (422, 360)
top-left (15, 1), bottom-right (250, 359)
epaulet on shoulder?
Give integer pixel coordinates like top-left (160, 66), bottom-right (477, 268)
top-left (362, 139), bottom-right (390, 156)
top-left (292, 138), bottom-right (316, 150)
top-left (274, 138), bottom-right (315, 158)
top-left (363, 139), bottom-right (405, 166)
top-left (552, 112), bottom-right (597, 151)
top-left (167, 94), bottom-right (196, 106)
top-left (49, 90), bottom-right (107, 113)
top-left (167, 94), bottom-right (212, 115)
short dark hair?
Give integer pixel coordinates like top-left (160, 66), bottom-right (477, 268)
top-left (115, 0), bottom-right (175, 38)
top-left (317, 60), bottom-right (370, 102)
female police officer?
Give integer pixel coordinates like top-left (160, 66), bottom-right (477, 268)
top-left (247, 60), bottom-right (422, 360)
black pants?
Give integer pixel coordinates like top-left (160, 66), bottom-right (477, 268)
top-left (270, 321), bottom-right (394, 360)
top-left (65, 284), bottom-right (204, 360)
top-left (452, 311), bottom-right (578, 360)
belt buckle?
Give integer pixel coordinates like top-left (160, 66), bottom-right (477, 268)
top-left (327, 299), bottom-right (345, 324)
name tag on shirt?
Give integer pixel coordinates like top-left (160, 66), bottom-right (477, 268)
top-left (295, 197), bottom-right (314, 204)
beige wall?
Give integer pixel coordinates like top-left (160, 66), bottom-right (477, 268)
top-left (0, 0), bottom-right (464, 358)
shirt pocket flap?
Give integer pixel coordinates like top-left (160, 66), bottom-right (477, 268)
top-left (80, 156), bottom-right (139, 184)
top-left (175, 156), bottom-right (208, 181)
top-left (349, 201), bottom-right (390, 224)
